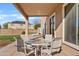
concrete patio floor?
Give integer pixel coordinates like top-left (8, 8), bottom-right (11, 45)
top-left (0, 40), bottom-right (79, 56)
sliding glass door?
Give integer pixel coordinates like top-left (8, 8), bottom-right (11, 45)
top-left (64, 3), bottom-right (79, 47)
top-left (78, 4), bottom-right (79, 45)
top-left (50, 16), bottom-right (56, 37)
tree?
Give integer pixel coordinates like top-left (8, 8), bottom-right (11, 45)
top-left (0, 25), bottom-right (1, 29)
top-left (3, 22), bottom-right (9, 29)
top-left (33, 24), bottom-right (40, 30)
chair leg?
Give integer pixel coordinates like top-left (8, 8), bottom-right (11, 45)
top-left (23, 44), bottom-right (27, 56)
top-left (24, 47), bottom-right (27, 56)
top-left (58, 46), bottom-right (62, 53)
top-left (35, 48), bottom-right (37, 56)
top-left (41, 46), bottom-right (43, 56)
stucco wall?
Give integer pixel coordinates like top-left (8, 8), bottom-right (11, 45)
top-left (55, 4), bottom-right (63, 38)
top-left (46, 18), bottom-right (50, 34)
top-left (8, 23), bottom-right (26, 29)
top-left (46, 4), bottom-right (63, 38)
top-left (40, 17), bottom-right (47, 34)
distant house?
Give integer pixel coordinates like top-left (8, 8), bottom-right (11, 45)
top-left (8, 21), bottom-right (26, 29)
top-left (28, 23), bottom-right (34, 29)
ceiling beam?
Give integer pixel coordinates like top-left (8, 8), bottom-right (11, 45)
top-left (49, 4), bottom-right (63, 16)
top-left (28, 15), bottom-right (49, 17)
top-left (13, 3), bottom-right (28, 20)
top-left (48, 4), bottom-right (58, 16)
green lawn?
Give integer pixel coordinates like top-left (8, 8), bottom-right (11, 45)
top-left (0, 35), bottom-right (20, 42)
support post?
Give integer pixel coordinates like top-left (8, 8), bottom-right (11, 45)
top-left (25, 17), bottom-right (29, 39)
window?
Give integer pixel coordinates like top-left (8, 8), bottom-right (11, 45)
top-left (64, 3), bottom-right (79, 46)
top-left (65, 3), bottom-right (75, 17)
top-left (78, 4), bottom-right (79, 45)
top-left (65, 3), bottom-right (76, 44)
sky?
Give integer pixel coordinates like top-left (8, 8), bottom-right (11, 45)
top-left (29, 17), bottom-right (40, 25)
top-left (0, 3), bottom-right (40, 27)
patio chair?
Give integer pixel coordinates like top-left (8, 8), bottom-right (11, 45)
top-left (32, 28), bottom-right (42, 36)
top-left (45, 34), bottom-right (53, 42)
top-left (41, 37), bottom-right (62, 56)
top-left (40, 34), bottom-right (53, 56)
top-left (43, 34), bottom-right (53, 48)
top-left (14, 35), bottom-right (36, 56)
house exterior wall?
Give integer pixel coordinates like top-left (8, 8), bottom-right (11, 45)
top-left (8, 23), bottom-right (26, 29)
top-left (46, 17), bottom-right (50, 34)
top-left (54, 4), bottom-right (63, 38)
top-left (29, 25), bottom-right (34, 29)
top-left (45, 4), bottom-right (63, 38)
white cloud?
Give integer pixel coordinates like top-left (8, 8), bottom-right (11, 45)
top-left (16, 15), bottom-right (25, 19)
top-left (0, 14), bottom-right (8, 17)
top-left (0, 16), bottom-right (2, 19)
top-left (0, 14), bottom-right (25, 19)
top-left (29, 17), bottom-right (36, 20)
top-left (0, 14), bottom-right (18, 17)
top-left (10, 14), bottom-right (18, 16)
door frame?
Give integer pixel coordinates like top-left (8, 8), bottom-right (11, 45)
top-left (49, 13), bottom-right (56, 37)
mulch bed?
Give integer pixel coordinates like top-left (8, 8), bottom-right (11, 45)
top-left (0, 40), bottom-right (12, 48)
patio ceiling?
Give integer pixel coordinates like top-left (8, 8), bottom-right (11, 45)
top-left (14, 3), bottom-right (61, 17)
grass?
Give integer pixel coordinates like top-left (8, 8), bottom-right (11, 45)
top-left (0, 35), bottom-right (20, 42)
top-left (28, 32), bottom-right (36, 34)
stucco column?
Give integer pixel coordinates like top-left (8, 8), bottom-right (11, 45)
top-left (25, 18), bottom-right (29, 39)
top-left (40, 17), bottom-right (47, 34)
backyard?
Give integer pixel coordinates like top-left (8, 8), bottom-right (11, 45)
top-left (0, 35), bottom-right (20, 48)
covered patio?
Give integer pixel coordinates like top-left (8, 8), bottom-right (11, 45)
top-left (0, 3), bottom-right (79, 56)
top-left (13, 3), bottom-right (63, 56)
top-left (13, 3), bottom-right (79, 56)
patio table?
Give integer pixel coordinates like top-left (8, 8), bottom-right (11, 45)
top-left (28, 34), bottom-right (43, 40)
top-left (25, 39), bottom-right (47, 56)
